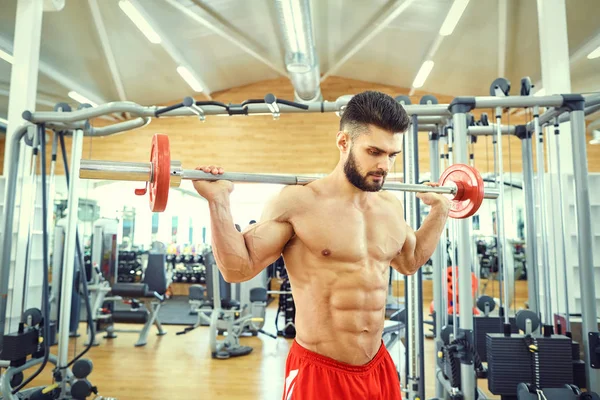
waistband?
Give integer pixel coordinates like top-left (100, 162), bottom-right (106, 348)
top-left (290, 340), bottom-right (389, 374)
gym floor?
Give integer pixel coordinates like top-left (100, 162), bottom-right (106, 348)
top-left (29, 280), bottom-right (527, 400)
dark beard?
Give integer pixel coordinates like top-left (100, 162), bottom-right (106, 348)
top-left (343, 150), bottom-right (386, 192)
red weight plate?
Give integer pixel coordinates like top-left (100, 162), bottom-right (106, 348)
top-left (438, 164), bottom-right (484, 219)
top-left (149, 134), bottom-right (171, 212)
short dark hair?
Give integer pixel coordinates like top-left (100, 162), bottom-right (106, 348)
top-left (339, 91), bottom-right (410, 140)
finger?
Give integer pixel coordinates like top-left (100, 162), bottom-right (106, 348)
top-left (218, 167), bottom-right (224, 174)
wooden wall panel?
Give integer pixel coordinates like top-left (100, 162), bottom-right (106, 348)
top-left (0, 76), bottom-right (598, 177)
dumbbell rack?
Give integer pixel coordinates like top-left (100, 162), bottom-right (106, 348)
top-left (116, 251), bottom-right (143, 283)
top-left (168, 254), bottom-right (206, 285)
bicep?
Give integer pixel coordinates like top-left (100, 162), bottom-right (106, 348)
top-left (242, 188), bottom-right (297, 272)
top-left (391, 223), bottom-right (417, 275)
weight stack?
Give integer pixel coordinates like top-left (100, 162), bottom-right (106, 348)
top-left (486, 334), bottom-right (573, 397)
top-left (1, 328), bottom-right (39, 361)
top-left (474, 316), bottom-right (518, 362)
top-left (570, 340), bottom-right (587, 389)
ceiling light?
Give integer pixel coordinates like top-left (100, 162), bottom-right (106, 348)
top-left (277, 0), bottom-right (308, 54)
top-left (587, 45), bottom-right (600, 60)
top-left (0, 117), bottom-right (7, 124)
top-left (118, 0), bottom-right (161, 44)
top-left (177, 66), bottom-right (203, 92)
top-left (0, 48), bottom-right (13, 64)
top-left (412, 60), bottom-right (434, 88)
top-left (439, 0), bottom-right (470, 36)
top-left (68, 91), bottom-right (98, 107)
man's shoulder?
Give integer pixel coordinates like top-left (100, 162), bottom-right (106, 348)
top-left (279, 183), bottom-right (317, 200)
top-left (379, 189), bottom-right (402, 204)
top-left (269, 184), bottom-right (316, 212)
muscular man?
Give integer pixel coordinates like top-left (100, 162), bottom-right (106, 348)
top-left (193, 91), bottom-right (451, 400)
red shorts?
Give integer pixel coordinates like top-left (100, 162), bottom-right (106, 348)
top-left (282, 340), bottom-right (402, 400)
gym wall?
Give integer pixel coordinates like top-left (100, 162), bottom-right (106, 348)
top-left (1, 76), bottom-right (598, 176)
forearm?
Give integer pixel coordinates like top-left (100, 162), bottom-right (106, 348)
top-left (207, 193), bottom-right (252, 281)
top-left (414, 205), bottom-right (449, 266)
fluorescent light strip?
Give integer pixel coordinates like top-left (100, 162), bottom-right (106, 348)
top-left (0, 117), bottom-right (8, 124)
top-left (68, 91), bottom-right (98, 107)
top-left (439, 0), bottom-right (470, 36)
top-left (587, 45), bottom-right (600, 60)
top-left (177, 66), bottom-right (203, 92)
top-left (280, 0), bottom-right (299, 53)
top-left (412, 60), bottom-right (434, 88)
top-left (118, 0), bottom-right (161, 44)
top-left (290, 0), bottom-right (308, 54)
top-left (0, 48), bottom-right (13, 64)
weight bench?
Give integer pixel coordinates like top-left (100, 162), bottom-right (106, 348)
top-left (178, 251), bottom-right (272, 359)
top-left (105, 253), bottom-right (169, 347)
top-left (182, 284), bottom-right (244, 332)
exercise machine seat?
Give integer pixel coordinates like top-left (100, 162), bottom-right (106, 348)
top-left (249, 288), bottom-right (267, 303)
top-left (197, 298), bottom-right (240, 310)
top-left (106, 252), bottom-right (169, 347)
top-left (188, 284), bottom-right (240, 310)
top-left (112, 253), bottom-right (168, 301)
top-left (112, 283), bottom-right (150, 298)
top-left (144, 253), bottom-right (168, 295)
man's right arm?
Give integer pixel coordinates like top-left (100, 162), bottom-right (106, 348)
top-left (207, 187), bottom-right (296, 283)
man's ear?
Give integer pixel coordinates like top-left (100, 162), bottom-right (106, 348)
top-left (336, 131), bottom-right (350, 152)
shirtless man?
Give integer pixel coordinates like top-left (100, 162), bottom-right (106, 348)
top-left (193, 91), bottom-right (451, 400)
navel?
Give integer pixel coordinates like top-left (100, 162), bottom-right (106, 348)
top-left (321, 249), bottom-right (331, 256)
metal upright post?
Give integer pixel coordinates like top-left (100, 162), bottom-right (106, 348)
top-left (449, 98), bottom-right (476, 400)
top-left (57, 129), bottom-right (84, 388)
top-left (533, 107), bottom-right (553, 333)
top-left (2, 0), bottom-right (44, 345)
top-left (551, 121), bottom-right (570, 333)
top-left (569, 106), bottom-right (600, 392)
top-left (494, 107), bottom-right (511, 328)
top-left (429, 131), bottom-right (445, 399)
top-left (403, 115), bottom-right (423, 399)
top-left (0, 126), bottom-right (28, 351)
top-left (516, 126), bottom-right (539, 317)
top-left (439, 130), bottom-right (449, 322)
top-left (544, 125), bottom-right (561, 329)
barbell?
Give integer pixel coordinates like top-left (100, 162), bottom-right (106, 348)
top-left (78, 134), bottom-right (499, 218)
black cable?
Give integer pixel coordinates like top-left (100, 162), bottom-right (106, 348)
top-left (524, 335), bottom-right (540, 389)
top-left (58, 132), bottom-right (96, 367)
top-left (444, 345), bottom-right (461, 388)
top-left (445, 338), bottom-right (485, 389)
top-left (12, 124), bottom-right (51, 394)
top-left (276, 99), bottom-right (309, 110)
top-left (482, 178), bottom-right (522, 190)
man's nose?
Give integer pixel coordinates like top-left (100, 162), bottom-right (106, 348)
top-left (376, 160), bottom-right (389, 173)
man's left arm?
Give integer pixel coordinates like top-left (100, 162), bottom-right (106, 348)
top-left (390, 189), bottom-right (451, 275)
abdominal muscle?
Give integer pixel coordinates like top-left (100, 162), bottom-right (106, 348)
top-left (285, 249), bottom-right (391, 366)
